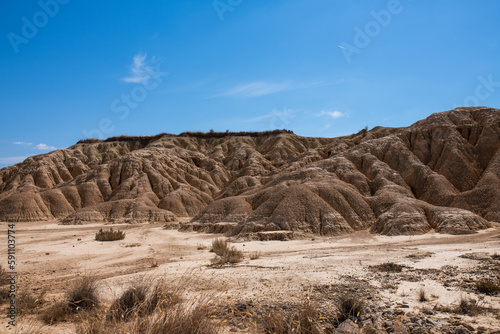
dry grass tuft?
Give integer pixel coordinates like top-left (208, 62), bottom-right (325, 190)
top-left (456, 296), bottom-right (483, 316)
top-left (95, 228), bottom-right (125, 241)
top-left (336, 293), bottom-right (364, 322)
top-left (17, 289), bottom-right (46, 315)
top-left (41, 275), bottom-right (100, 324)
top-left (476, 278), bottom-right (500, 295)
top-left (109, 284), bottom-right (148, 321)
top-left (261, 299), bottom-right (322, 334)
top-left (41, 301), bottom-right (73, 325)
top-left (370, 262), bottom-right (406, 272)
top-left (249, 251), bottom-right (262, 260)
top-left (13, 320), bottom-right (47, 334)
top-left (406, 252), bottom-right (434, 260)
top-left (139, 303), bottom-right (223, 334)
top-left (211, 238), bottom-right (228, 254)
top-left (68, 275), bottom-right (100, 311)
top-left (210, 238), bottom-right (244, 266)
top-left (78, 294), bottom-right (221, 334)
top-left (108, 279), bottom-right (181, 322)
top-left (418, 288), bottom-right (428, 302)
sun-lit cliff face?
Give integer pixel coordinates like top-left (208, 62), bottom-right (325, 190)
top-left (1, 107), bottom-right (499, 236)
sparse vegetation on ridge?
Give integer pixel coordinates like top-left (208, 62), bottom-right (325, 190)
top-left (77, 129), bottom-right (295, 144)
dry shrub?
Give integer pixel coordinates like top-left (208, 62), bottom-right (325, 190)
top-left (109, 284), bottom-right (148, 321)
top-left (68, 275), bottom-right (100, 311)
top-left (95, 228), bottom-right (125, 241)
top-left (41, 275), bottom-right (100, 324)
top-left (75, 310), bottom-right (116, 334)
top-left (138, 303), bottom-right (223, 334)
top-left (491, 253), bottom-right (500, 260)
top-left (249, 251), bottom-right (262, 260)
top-left (370, 262), bottom-right (406, 273)
top-left (406, 252), bottom-right (434, 260)
top-left (261, 299), bottom-right (322, 334)
top-left (17, 289), bottom-right (46, 315)
top-left (41, 301), bottom-right (73, 325)
top-left (336, 294), bottom-right (364, 322)
top-left (476, 278), bottom-right (500, 295)
top-left (211, 238), bottom-right (229, 255)
top-left (210, 238), bottom-right (244, 266)
top-left (145, 280), bottom-right (182, 312)
top-left (108, 279), bottom-right (181, 321)
top-left (456, 296), bottom-right (482, 316)
top-left (418, 288), bottom-right (428, 302)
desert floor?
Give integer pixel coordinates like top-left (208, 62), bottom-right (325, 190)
top-left (2, 221), bottom-right (500, 333)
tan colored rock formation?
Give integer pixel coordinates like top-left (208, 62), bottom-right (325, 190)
top-left (0, 108), bottom-right (498, 236)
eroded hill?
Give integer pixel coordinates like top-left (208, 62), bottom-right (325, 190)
top-left (1, 107), bottom-right (499, 236)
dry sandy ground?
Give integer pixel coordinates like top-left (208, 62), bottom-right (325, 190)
top-left (1, 221), bottom-right (500, 333)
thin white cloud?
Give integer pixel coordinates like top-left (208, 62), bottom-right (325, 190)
top-left (214, 81), bottom-right (293, 98)
top-left (13, 141), bottom-right (32, 146)
top-left (317, 110), bottom-right (346, 119)
top-left (0, 156), bottom-right (28, 165)
top-left (246, 107), bottom-right (297, 123)
top-left (36, 143), bottom-right (56, 150)
top-left (122, 53), bottom-right (156, 84)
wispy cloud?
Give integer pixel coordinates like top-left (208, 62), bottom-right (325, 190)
top-left (122, 53), bottom-right (157, 84)
top-left (317, 110), bottom-right (346, 119)
top-left (36, 143), bottom-right (56, 150)
top-left (246, 107), bottom-right (297, 123)
top-left (13, 141), bottom-right (32, 146)
top-left (213, 81), bottom-right (293, 98)
top-left (0, 156), bottom-right (28, 165)
top-left (312, 110), bottom-right (347, 132)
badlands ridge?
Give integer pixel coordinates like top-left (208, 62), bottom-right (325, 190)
top-left (1, 107), bottom-right (499, 237)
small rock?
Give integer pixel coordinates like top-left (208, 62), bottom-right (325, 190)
top-left (338, 319), bottom-right (359, 333)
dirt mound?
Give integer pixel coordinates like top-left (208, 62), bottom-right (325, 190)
top-left (0, 107), bottom-right (498, 236)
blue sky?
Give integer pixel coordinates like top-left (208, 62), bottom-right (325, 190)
top-left (1, 0), bottom-right (500, 168)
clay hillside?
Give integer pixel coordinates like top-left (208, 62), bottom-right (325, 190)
top-left (1, 107), bottom-right (499, 236)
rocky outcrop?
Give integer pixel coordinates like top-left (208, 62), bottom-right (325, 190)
top-left (0, 108), bottom-right (498, 236)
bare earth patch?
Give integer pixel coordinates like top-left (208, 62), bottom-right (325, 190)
top-left (3, 221), bottom-right (500, 333)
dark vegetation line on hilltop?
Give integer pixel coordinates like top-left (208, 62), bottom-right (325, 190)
top-left (77, 129), bottom-right (295, 145)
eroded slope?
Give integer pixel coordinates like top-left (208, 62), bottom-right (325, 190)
top-left (1, 108), bottom-right (498, 236)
